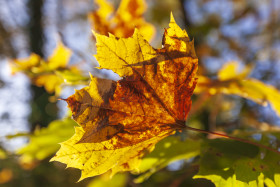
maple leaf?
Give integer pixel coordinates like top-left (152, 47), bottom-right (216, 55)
top-left (194, 138), bottom-right (280, 187)
top-left (87, 173), bottom-right (128, 187)
top-left (89, 0), bottom-right (155, 41)
top-left (11, 41), bottom-right (87, 94)
top-left (135, 136), bottom-right (200, 183)
top-left (51, 14), bottom-right (198, 181)
top-left (16, 118), bottom-right (76, 161)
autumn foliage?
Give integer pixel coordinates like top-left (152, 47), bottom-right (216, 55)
top-left (6, 0), bottom-right (280, 186)
top-left (51, 14), bottom-right (197, 180)
top-left (89, 0), bottom-right (155, 41)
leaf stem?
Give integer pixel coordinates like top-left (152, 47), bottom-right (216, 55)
top-left (183, 125), bottom-right (280, 155)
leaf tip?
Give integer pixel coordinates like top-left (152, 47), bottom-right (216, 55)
top-left (49, 156), bottom-right (56, 162)
top-left (170, 12), bottom-right (176, 23)
top-left (133, 28), bottom-right (140, 34)
top-left (89, 72), bottom-right (94, 80)
top-left (92, 30), bottom-right (97, 37)
top-left (132, 28), bottom-right (145, 41)
top-left (108, 32), bottom-right (115, 37)
top-left (77, 173), bottom-right (87, 182)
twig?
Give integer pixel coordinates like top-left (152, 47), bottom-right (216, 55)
top-left (182, 124), bottom-right (280, 155)
top-left (179, 0), bottom-right (192, 29)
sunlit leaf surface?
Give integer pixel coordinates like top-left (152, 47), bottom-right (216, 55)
top-left (194, 138), bottom-right (280, 187)
top-left (51, 14), bottom-right (198, 181)
top-left (135, 136), bottom-right (200, 183)
top-left (10, 41), bottom-right (87, 95)
top-left (17, 118), bottom-right (76, 161)
top-left (195, 62), bottom-right (280, 116)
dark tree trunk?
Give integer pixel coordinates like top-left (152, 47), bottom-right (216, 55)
top-left (28, 0), bottom-right (44, 57)
top-left (27, 0), bottom-right (58, 130)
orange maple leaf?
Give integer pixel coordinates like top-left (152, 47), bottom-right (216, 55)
top-left (51, 14), bottom-right (198, 180)
top-left (89, 0), bottom-right (155, 41)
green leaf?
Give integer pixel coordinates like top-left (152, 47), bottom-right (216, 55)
top-left (134, 136), bottom-right (200, 183)
top-left (0, 148), bottom-right (7, 159)
top-left (87, 173), bottom-right (127, 187)
top-left (17, 118), bottom-right (76, 161)
top-left (193, 138), bottom-right (280, 187)
top-left (264, 174), bottom-right (280, 187)
top-left (194, 173), bottom-right (265, 187)
top-left (56, 69), bottom-right (89, 84)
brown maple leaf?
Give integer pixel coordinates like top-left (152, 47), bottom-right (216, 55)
top-left (51, 14), bottom-right (198, 180)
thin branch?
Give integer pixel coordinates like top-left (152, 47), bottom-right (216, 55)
top-left (182, 124), bottom-right (280, 155)
top-left (179, 0), bottom-right (192, 29)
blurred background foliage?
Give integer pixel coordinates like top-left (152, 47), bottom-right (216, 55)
top-left (0, 0), bottom-right (280, 186)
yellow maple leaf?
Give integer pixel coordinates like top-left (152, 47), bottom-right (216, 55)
top-left (47, 41), bottom-right (72, 70)
top-left (11, 41), bottom-right (86, 95)
top-left (11, 53), bottom-right (41, 74)
top-left (34, 74), bottom-right (63, 94)
top-left (195, 62), bottom-right (280, 116)
top-left (51, 14), bottom-right (198, 181)
top-left (89, 0), bottom-right (155, 41)
top-left (217, 61), bottom-right (251, 81)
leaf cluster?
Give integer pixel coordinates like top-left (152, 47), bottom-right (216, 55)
top-left (5, 0), bottom-right (280, 186)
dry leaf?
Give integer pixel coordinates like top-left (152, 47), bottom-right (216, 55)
top-left (51, 14), bottom-right (198, 181)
